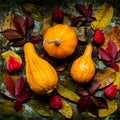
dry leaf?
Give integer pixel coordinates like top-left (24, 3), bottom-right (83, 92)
top-left (28, 99), bottom-right (54, 117)
top-left (88, 99), bottom-right (118, 117)
top-left (39, 16), bottom-right (52, 36)
top-left (56, 83), bottom-right (80, 103)
top-left (101, 26), bottom-right (120, 51)
top-left (93, 67), bottom-right (116, 89)
top-left (113, 72), bottom-right (120, 90)
top-left (58, 99), bottom-right (73, 119)
top-left (1, 13), bottom-right (16, 31)
top-left (91, 3), bottom-right (114, 30)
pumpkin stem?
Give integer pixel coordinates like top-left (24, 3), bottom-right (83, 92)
top-left (43, 39), bottom-right (60, 46)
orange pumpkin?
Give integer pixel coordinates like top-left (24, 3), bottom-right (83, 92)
top-left (43, 24), bottom-right (78, 58)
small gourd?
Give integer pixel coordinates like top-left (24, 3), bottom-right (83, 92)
top-left (70, 44), bottom-right (95, 84)
top-left (23, 42), bottom-right (58, 94)
top-left (43, 24), bottom-right (78, 58)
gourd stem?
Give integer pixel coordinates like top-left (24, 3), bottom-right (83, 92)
top-left (26, 28), bottom-right (30, 42)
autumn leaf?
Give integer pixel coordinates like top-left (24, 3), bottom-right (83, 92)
top-left (56, 83), bottom-right (80, 103)
top-left (88, 99), bottom-right (118, 117)
top-left (93, 67), bottom-right (116, 89)
top-left (28, 99), bottom-right (54, 117)
top-left (98, 40), bottom-right (120, 71)
top-left (91, 3), bottom-right (114, 30)
top-left (77, 83), bottom-right (107, 116)
top-left (0, 101), bottom-right (24, 115)
top-left (58, 99), bottom-right (73, 119)
top-left (113, 72), bottom-right (120, 90)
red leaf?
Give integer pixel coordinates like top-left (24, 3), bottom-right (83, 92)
top-left (17, 90), bottom-right (32, 102)
top-left (25, 15), bottom-right (34, 33)
top-left (30, 36), bottom-right (42, 44)
top-left (88, 83), bottom-right (100, 95)
top-left (98, 47), bottom-right (112, 61)
top-left (0, 92), bottom-right (15, 101)
top-left (75, 4), bottom-right (87, 16)
top-left (87, 4), bottom-right (93, 19)
top-left (89, 16), bottom-right (96, 21)
top-left (87, 98), bottom-right (98, 116)
top-left (108, 40), bottom-right (117, 59)
top-left (111, 61), bottom-right (120, 72)
top-left (4, 77), bottom-right (15, 96)
top-left (1, 29), bottom-right (24, 40)
top-left (77, 96), bottom-right (89, 113)
top-left (77, 90), bottom-right (89, 96)
top-left (14, 100), bottom-right (23, 112)
top-left (15, 77), bottom-right (25, 97)
top-left (13, 14), bottom-right (26, 35)
top-left (71, 16), bottom-right (84, 26)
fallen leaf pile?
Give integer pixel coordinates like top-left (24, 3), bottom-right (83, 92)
top-left (0, 1), bottom-right (120, 119)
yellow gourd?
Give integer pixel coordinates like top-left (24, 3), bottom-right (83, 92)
top-left (70, 44), bottom-right (95, 84)
top-left (23, 42), bottom-right (58, 94)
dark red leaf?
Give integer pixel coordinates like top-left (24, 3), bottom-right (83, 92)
top-left (17, 90), bottom-right (32, 102)
top-left (13, 14), bottom-right (26, 35)
top-left (111, 61), bottom-right (120, 72)
top-left (75, 4), bottom-right (87, 16)
top-left (88, 83), bottom-right (100, 95)
top-left (89, 16), bottom-right (96, 21)
top-left (71, 16), bottom-right (84, 26)
top-left (1, 29), bottom-right (24, 40)
top-left (0, 92), bottom-right (15, 101)
top-left (14, 100), bottom-right (23, 112)
top-left (87, 4), bottom-right (93, 19)
top-left (77, 90), bottom-right (89, 96)
top-left (108, 40), bottom-right (117, 59)
top-left (30, 36), bottom-right (42, 44)
top-left (91, 96), bottom-right (108, 109)
top-left (4, 77), bottom-right (15, 96)
top-left (98, 47), bottom-right (112, 61)
top-left (25, 14), bottom-right (34, 34)
top-left (77, 96), bottom-right (89, 113)
top-left (15, 77), bottom-right (25, 97)
top-left (87, 97), bottom-right (98, 116)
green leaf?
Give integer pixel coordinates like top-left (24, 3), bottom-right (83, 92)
top-left (56, 83), bottom-right (80, 103)
top-left (28, 99), bottom-right (54, 117)
top-left (58, 100), bottom-right (73, 119)
top-left (0, 101), bottom-right (24, 115)
top-left (20, 3), bottom-right (43, 21)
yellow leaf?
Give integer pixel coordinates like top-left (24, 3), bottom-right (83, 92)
top-left (113, 72), bottom-right (120, 90)
top-left (58, 100), bottom-right (73, 119)
top-left (1, 51), bottom-right (22, 64)
top-left (91, 3), bottom-right (114, 30)
top-left (88, 99), bottom-right (118, 117)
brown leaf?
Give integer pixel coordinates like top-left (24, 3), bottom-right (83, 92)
top-left (56, 83), bottom-right (80, 103)
top-left (39, 16), bottom-right (52, 36)
top-left (101, 26), bottom-right (120, 51)
top-left (1, 29), bottom-right (24, 40)
top-left (1, 13), bottom-right (16, 31)
top-left (28, 99), bottom-right (54, 117)
top-left (93, 67), bottom-right (116, 89)
top-left (58, 99), bottom-right (73, 119)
